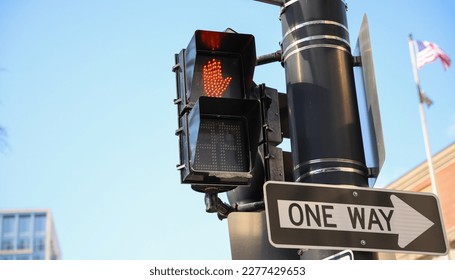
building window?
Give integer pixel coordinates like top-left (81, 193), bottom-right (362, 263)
top-left (33, 253), bottom-right (44, 260)
top-left (1, 216), bottom-right (15, 234)
top-left (19, 215), bottom-right (31, 234)
top-left (17, 237), bottom-right (31, 250)
top-left (16, 255), bottom-right (31, 260)
top-left (1, 238), bottom-right (14, 250)
top-left (34, 237), bottom-right (45, 251)
top-left (34, 214), bottom-right (46, 233)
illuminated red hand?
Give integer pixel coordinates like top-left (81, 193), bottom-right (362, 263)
top-left (202, 58), bottom-right (232, 98)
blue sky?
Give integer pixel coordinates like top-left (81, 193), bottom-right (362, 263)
top-left (0, 0), bottom-right (454, 260)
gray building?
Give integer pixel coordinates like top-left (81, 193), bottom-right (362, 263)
top-left (0, 209), bottom-right (61, 260)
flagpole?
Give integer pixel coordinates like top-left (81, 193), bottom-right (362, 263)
top-left (408, 34), bottom-right (449, 260)
top-left (408, 34), bottom-right (439, 196)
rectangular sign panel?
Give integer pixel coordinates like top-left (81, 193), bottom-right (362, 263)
top-left (264, 181), bottom-right (448, 255)
top-left (323, 250), bottom-right (354, 260)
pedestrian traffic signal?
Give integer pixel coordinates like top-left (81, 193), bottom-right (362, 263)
top-left (174, 30), bottom-right (260, 189)
top-left (184, 30), bottom-right (256, 102)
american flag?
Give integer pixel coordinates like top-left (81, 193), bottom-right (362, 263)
top-left (415, 40), bottom-right (451, 70)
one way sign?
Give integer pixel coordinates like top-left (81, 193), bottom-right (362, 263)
top-left (264, 181), bottom-right (448, 255)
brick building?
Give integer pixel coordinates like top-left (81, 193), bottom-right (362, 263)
top-left (386, 142), bottom-right (455, 260)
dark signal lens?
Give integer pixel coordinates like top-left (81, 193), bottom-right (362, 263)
top-left (194, 117), bottom-right (249, 172)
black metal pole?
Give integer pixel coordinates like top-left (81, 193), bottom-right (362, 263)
top-left (280, 0), bottom-right (375, 259)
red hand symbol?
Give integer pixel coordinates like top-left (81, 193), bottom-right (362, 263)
top-left (202, 58), bottom-right (232, 98)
